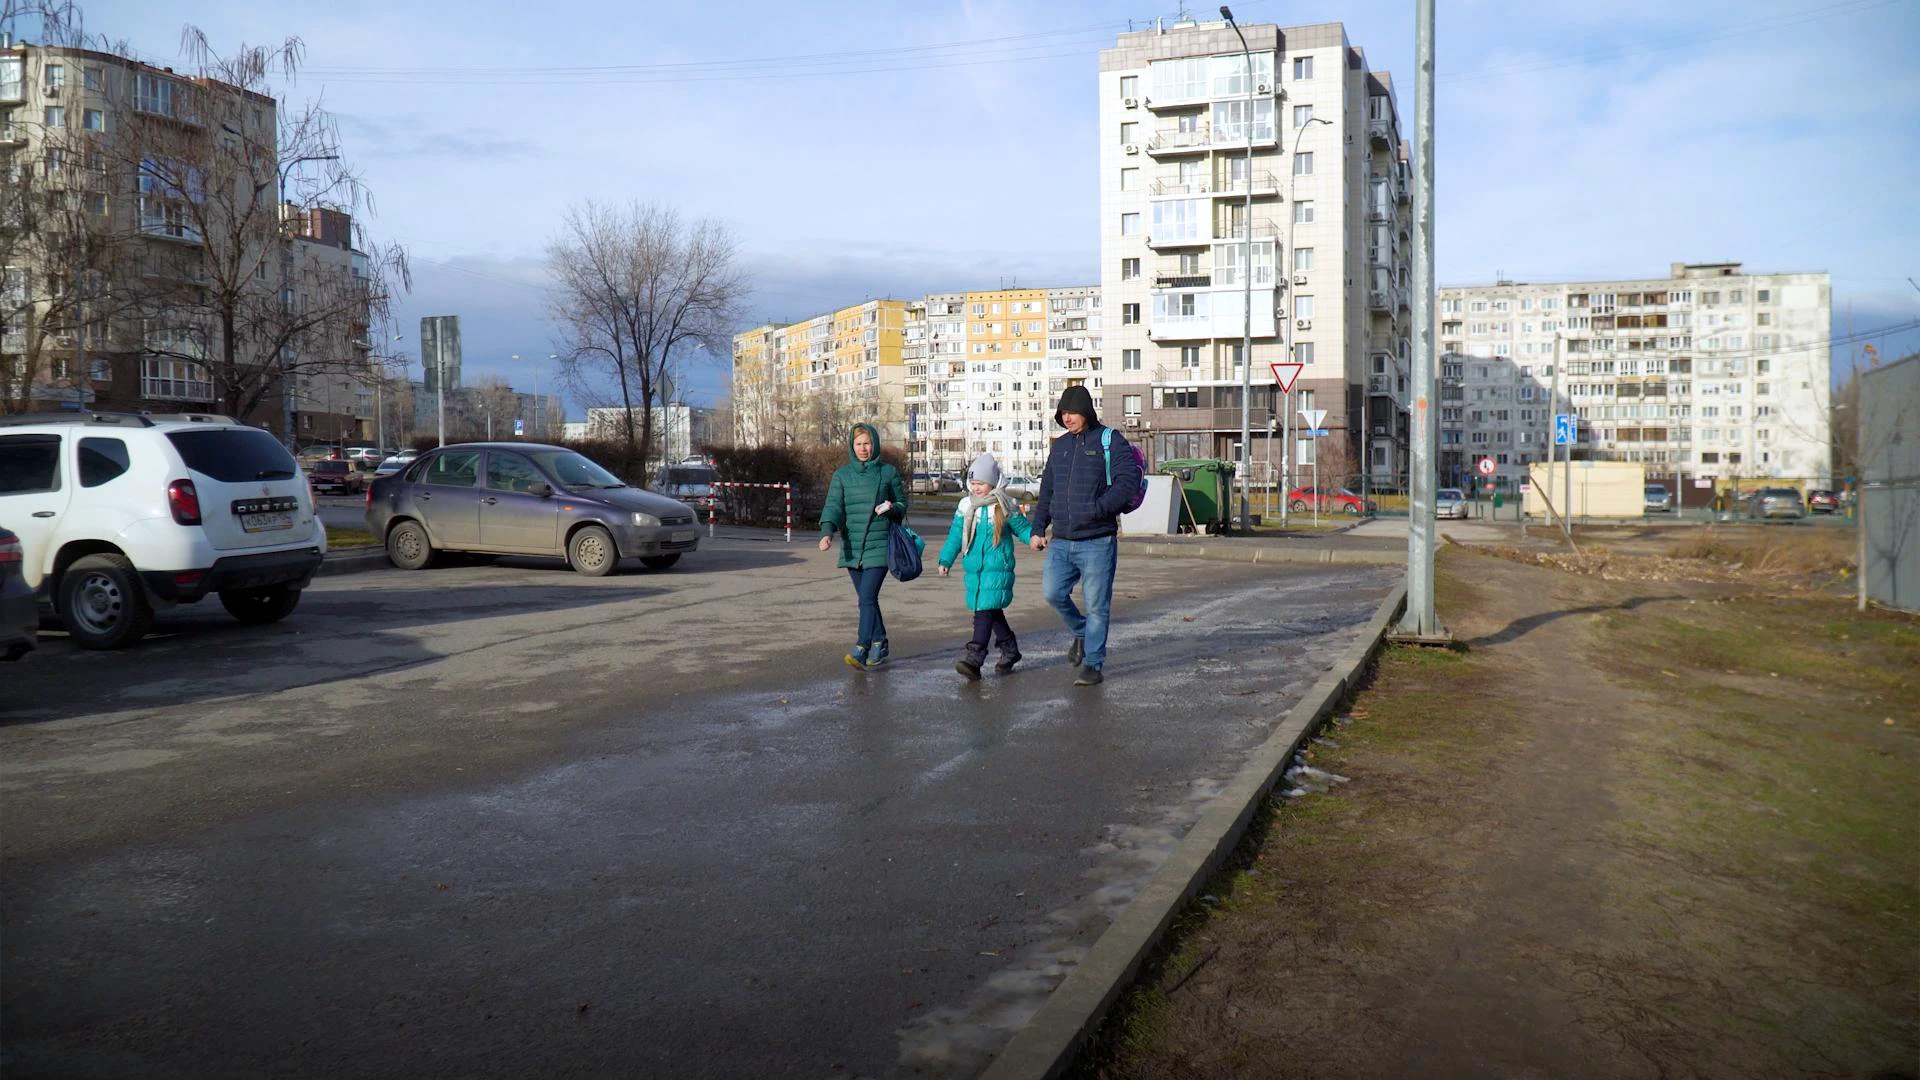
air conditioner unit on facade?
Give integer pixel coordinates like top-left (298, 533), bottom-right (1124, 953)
top-left (1123, 144), bottom-right (1140, 155)
top-left (1256, 83), bottom-right (1271, 94)
top-left (1293, 274), bottom-right (1308, 286)
top-left (1123, 97), bottom-right (1139, 108)
top-left (1124, 417), bottom-right (1141, 428)
top-left (1296, 319), bottom-right (1312, 330)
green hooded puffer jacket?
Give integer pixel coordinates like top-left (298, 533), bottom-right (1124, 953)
top-left (819, 422), bottom-right (908, 570)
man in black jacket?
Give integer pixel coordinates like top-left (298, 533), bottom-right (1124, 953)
top-left (1029, 385), bottom-right (1142, 686)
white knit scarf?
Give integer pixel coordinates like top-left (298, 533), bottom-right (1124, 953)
top-left (960, 488), bottom-right (1015, 553)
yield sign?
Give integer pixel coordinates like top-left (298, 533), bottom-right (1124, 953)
top-left (1299, 407), bottom-right (1328, 430)
top-left (1269, 361), bottom-right (1304, 393)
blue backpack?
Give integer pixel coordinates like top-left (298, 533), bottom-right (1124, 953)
top-left (887, 522), bottom-right (926, 582)
top-left (1101, 427), bottom-right (1150, 514)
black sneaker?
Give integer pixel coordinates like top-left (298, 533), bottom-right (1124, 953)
top-left (1073, 665), bottom-right (1103, 686)
top-left (1067, 637), bottom-right (1085, 667)
top-left (955, 657), bottom-right (982, 681)
top-left (994, 650), bottom-right (1022, 674)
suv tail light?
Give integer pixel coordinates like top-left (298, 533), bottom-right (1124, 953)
top-left (0, 535), bottom-right (21, 563)
top-left (167, 479), bottom-right (202, 525)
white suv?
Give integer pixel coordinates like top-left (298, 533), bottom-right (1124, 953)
top-left (0, 412), bottom-right (328, 649)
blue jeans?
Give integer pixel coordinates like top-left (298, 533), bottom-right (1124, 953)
top-left (846, 565), bottom-right (888, 648)
top-left (1043, 535), bottom-right (1117, 669)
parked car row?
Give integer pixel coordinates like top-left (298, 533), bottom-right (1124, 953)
top-left (1, 413), bottom-right (707, 653)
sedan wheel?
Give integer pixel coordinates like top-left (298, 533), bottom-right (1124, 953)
top-left (568, 525), bottom-right (619, 577)
top-left (1289, 499), bottom-right (1308, 512)
top-left (387, 520), bottom-right (435, 571)
top-left (1344, 502), bottom-right (1362, 516)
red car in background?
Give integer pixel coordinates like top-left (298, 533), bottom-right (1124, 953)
top-left (1806, 489), bottom-right (1840, 514)
top-left (1286, 486), bottom-right (1376, 516)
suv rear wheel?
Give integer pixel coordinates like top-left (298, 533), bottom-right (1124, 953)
top-left (220, 584), bottom-right (301, 624)
top-left (387, 520), bottom-right (435, 571)
top-left (59, 553), bottom-right (154, 650)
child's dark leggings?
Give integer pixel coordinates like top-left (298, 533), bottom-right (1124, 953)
top-left (967, 609), bottom-right (1017, 657)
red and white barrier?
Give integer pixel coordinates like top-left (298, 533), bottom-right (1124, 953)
top-left (707, 481), bottom-right (793, 542)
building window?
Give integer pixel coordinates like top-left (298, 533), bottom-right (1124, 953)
top-left (1292, 55), bottom-right (1313, 80)
top-left (42, 63), bottom-right (64, 93)
top-left (1294, 342), bottom-right (1314, 364)
top-left (84, 66), bottom-right (104, 91)
top-left (141, 358), bottom-right (212, 402)
top-left (44, 105), bottom-right (64, 128)
top-left (1123, 394), bottom-right (1142, 417)
top-left (1120, 167), bottom-right (1139, 191)
top-left (1756, 288), bottom-right (1770, 303)
top-left (1120, 121), bottom-right (1139, 145)
top-left (1294, 295), bottom-right (1315, 320)
top-left (82, 108), bottom-right (104, 131)
top-left (1180, 345), bottom-right (1201, 369)
top-left (1120, 212), bottom-right (1140, 236)
top-left (1293, 247), bottom-right (1313, 272)
top-left (1293, 151), bottom-right (1313, 175)
top-left (1293, 200), bottom-right (1314, 224)
top-left (1122, 348), bottom-right (1141, 371)
top-left (1119, 74), bottom-right (1139, 99)
top-left (1121, 258), bottom-right (1140, 281)
top-left (1121, 303), bottom-right (1140, 326)
top-left (1294, 104), bottom-right (1313, 128)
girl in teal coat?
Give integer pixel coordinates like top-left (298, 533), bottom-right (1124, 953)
top-left (819, 423), bottom-right (908, 669)
top-left (937, 453), bottom-right (1034, 680)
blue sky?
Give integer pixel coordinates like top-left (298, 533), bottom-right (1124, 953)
top-left (59, 0), bottom-right (1920, 410)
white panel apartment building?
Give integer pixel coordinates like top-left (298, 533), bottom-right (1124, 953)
top-left (1437, 262), bottom-right (1833, 491)
top-left (1098, 18), bottom-right (1413, 484)
top-left (903, 285), bottom-right (1103, 477)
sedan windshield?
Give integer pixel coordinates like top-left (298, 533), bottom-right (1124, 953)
top-left (1438, 489), bottom-right (1464, 500)
top-left (530, 450), bottom-right (625, 490)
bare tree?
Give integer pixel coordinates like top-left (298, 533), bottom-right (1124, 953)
top-left (471, 374), bottom-right (520, 439)
top-left (116, 29), bottom-right (409, 425)
top-left (547, 201), bottom-right (745, 481)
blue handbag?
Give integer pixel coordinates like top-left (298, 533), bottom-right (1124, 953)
top-left (887, 522), bottom-right (926, 582)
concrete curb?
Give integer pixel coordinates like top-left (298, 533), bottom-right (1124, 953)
top-left (315, 547), bottom-right (389, 578)
top-left (979, 578), bottom-right (1411, 1080)
top-left (1120, 539), bottom-right (1402, 566)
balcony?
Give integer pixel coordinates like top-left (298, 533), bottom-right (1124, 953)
top-left (1145, 228), bottom-right (1210, 251)
top-left (1214, 218), bottom-right (1281, 242)
top-left (1367, 289), bottom-right (1389, 312)
top-left (1397, 286), bottom-right (1411, 311)
top-left (1367, 201), bottom-right (1390, 223)
top-left (1367, 116), bottom-right (1392, 147)
top-left (1145, 126), bottom-right (1213, 157)
top-left (1154, 271), bottom-right (1212, 289)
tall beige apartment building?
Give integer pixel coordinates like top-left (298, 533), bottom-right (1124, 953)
top-left (1097, 17), bottom-right (1413, 486)
top-left (1437, 262), bottom-right (1833, 490)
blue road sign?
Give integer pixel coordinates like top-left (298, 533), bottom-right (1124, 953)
top-left (1306, 428), bottom-right (1330, 437)
top-left (513, 418), bottom-right (525, 436)
top-left (1554, 413), bottom-right (1576, 446)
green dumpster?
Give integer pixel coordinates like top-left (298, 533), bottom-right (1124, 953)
top-left (1158, 458), bottom-right (1237, 534)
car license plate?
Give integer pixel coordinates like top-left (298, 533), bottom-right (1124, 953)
top-left (671, 530), bottom-right (695, 542)
top-left (242, 511), bottom-right (294, 533)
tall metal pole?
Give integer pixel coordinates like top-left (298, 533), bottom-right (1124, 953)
top-left (1550, 331), bottom-right (1566, 538)
top-left (1223, 8), bottom-right (1254, 529)
top-left (1398, 0), bottom-right (1442, 638)
top-left (436, 345), bottom-right (446, 448)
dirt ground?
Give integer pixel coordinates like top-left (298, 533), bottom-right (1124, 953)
top-left (1077, 534), bottom-right (1918, 1080)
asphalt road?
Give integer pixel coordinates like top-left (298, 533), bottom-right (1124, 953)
top-left (2, 533), bottom-right (1393, 1079)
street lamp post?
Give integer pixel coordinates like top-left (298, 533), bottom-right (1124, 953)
top-left (1221, 7), bottom-right (1256, 529)
top-left (1284, 115), bottom-right (1333, 527)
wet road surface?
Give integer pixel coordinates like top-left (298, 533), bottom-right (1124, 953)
top-left (2, 533), bottom-right (1393, 1078)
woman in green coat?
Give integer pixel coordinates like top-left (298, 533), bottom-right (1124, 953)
top-left (818, 422), bottom-right (908, 669)
top-left (936, 453), bottom-right (1034, 680)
